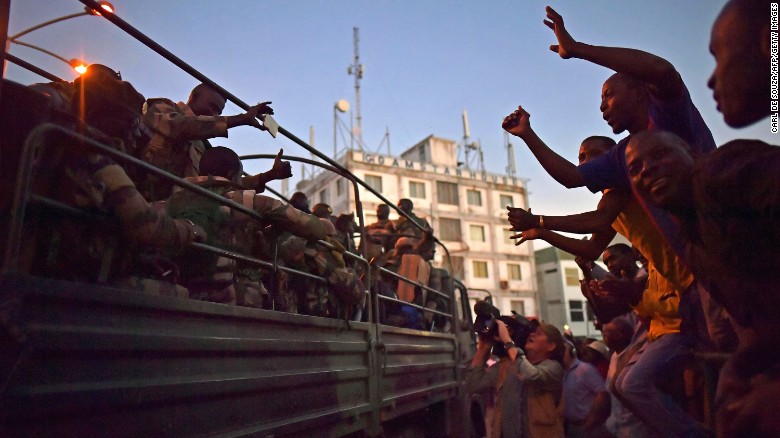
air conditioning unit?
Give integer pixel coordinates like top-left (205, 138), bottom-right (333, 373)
top-left (499, 280), bottom-right (509, 289)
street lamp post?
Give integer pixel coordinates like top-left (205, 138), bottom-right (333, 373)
top-left (7, 1), bottom-right (113, 74)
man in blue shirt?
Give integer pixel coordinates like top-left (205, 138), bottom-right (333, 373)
top-left (561, 340), bottom-right (608, 438)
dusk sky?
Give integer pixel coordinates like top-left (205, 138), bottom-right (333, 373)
top-left (7, 1), bottom-right (774, 245)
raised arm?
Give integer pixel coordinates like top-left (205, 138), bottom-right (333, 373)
top-left (508, 189), bottom-right (629, 234)
top-left (545, 6), bottom-right (682, 100)
top-left (502, 105), bottom-right (584, 189)
top-left (514, 227), bottom-right (615, 262)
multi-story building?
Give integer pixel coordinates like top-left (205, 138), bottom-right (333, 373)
top-left (534, 246), bottom-right (599, 338)
top-left (294, 135), bottom-right (539, 318)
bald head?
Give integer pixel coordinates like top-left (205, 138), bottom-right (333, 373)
top-left (708, 0), bottom-right (771, 128)
top-left (187, 83), bottom-right (226, 117)
top-left (600, 73), bottom-right (650, 135)
top-left (625, 131), bottom-right (694, 212)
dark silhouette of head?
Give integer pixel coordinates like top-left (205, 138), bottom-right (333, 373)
top-left (187, 83), bottom-right (226, 117)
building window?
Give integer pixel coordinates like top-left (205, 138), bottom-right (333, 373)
top-left (508, 263), bottom-right (522, 280)
top-left (564, 267), bottom-right (580, 287)
top-left (409, 181), bottom-right (426, 199)
top-left (469, 224), bottom-right (486, 242)
top-left (503, 228), bottom-right (515, 244)
top-left (450, 256), bottom-right (465, 279)
top-left (466, 189), bottom-right (482, 206)
top-left (569, 300), bottom-right (585, 322)
top-left (365, 174), bottom-right (383, 192)
top-left (436, 181), bottom-right (459, 205)
top-left (509, 299), bottom-right (526, 316)
top-left (500, 194), bottom-right (514, 208)
top-left (336, 179), bottom-right (345, 196)
top-left (439, 218), bottom-right (462, 241)
top-left (319, 188), bottom-right (329, 204)
top-left (472, 261), bottom-right (489, 278)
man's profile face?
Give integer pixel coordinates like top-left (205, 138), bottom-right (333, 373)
top-left (708, 3), bottom-right (770, 128)
top-left (189, 88), bottom-right (226, 117)
top-left (625, 133), bottom-right (694, 210)
top-left (600, 75), bottom-right (645, 135)
top-left (377, 204), bottom-right (390, 219)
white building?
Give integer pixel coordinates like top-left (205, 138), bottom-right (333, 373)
top-left (534, 246), bottom-right (600, 338)
top-left (295, 135), bottom-right (539, 318)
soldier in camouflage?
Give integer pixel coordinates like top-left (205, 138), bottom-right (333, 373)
top-left (31, 67), bottom-right (204, 287)
top-left (139, 83), bottom-right (286, 200)
top-left (393, 198), bottom-right (430, 248)
top-left (165, 146), bottom-right (338, 308)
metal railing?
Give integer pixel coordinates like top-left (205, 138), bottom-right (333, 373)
top-left (3, 0), bottom-right (460, 333)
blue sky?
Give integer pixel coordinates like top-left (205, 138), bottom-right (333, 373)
top-left (7, 1), bottom-right (774, 227)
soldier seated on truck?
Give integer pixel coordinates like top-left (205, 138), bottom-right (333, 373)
top-left (24, 66), bottom-right (204, 285)
top-left (158, 146), bottom-right (333, 306)
top-left (136, 83), bottom-right (288, 201)
top-left (372, 229), bottom-right (433, 329)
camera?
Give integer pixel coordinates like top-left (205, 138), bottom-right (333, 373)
top-left (474, 300), bottom-right (538, 352)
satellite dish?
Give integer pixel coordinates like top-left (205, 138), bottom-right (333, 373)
top-left (336, 99), bottom-right (350, 113)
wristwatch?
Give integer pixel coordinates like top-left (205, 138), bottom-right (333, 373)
top-left (504, 341), bottom-right (516, 351)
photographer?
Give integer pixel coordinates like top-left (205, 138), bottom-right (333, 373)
top-left (466, 303), bottom-right (565, 438)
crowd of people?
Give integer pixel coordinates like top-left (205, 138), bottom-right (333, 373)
top-left (8, 0), bottom-right (777, 436)
top-left (465, 1), bottom-right (777, 437)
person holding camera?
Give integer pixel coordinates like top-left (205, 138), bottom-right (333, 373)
top-left (466, 304), bottom-right (565, 438)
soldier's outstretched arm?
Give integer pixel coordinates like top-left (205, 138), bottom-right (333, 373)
top-left (143, 98), bottom-right (228, 142)
top-left (96, 159), bottom-right (204, 249)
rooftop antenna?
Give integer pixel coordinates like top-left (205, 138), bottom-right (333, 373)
top-left (477, 140), bottom-right (486, 173)
top-left (376, 126), bottom-right (391, 155)
top-left (347, 27), bottom-right (364, 150)
top-left (504, 131), bottom-right (516, 177)
top-left (462, 110), bottom-right (478, 170)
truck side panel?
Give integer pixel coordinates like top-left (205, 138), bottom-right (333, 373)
top-left (0, 273), bottom-right (463, 437)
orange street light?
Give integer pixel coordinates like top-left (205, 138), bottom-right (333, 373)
top-left (71, 60), bottom-right (89, 74)
top-left (11, 40), bottom-right (88, 74)
top-left (9, 1), bottom-right (115, 41)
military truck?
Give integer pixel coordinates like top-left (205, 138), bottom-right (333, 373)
top-left (0, 1), bottom-right (479, 436)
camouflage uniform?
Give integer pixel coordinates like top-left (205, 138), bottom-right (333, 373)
top-left (33, 134), bottom-right (199, 287)
top-left (166, 176), bottom-right (332, 307)
top-left (139, 99), bottom-right (228, 200)
top-left (394, 213), bottom-right (430, 244)
top-left (278, 234), bottom-right (360, 318)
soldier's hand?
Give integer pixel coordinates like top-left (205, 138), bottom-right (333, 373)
top-left (544, 6), bottom-right (580, 59)
top-left (502, 105), bottom-right (532, 138)
top-left (269, 148), bottom-right (293, 180)
top-left (507, 206), bottom-right (539, 231)
top-left (243, 101), bottom-right (274, 130)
